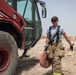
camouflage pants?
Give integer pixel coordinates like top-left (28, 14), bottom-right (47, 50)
top-left (47, 42), bottom-right (65, 73)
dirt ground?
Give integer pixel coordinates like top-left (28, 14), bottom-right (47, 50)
top-left (15, 39), bottom-right (76, 75)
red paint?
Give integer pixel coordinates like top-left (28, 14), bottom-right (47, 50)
top-left (0, 48), bottom-right (10, 72)
top-left (0, 54), bottom-right (2, 65)
top-left (0, 0), bottom-right (26, 49)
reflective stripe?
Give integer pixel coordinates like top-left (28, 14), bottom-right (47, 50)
top-left (53, 72), bottom-right (61, 75)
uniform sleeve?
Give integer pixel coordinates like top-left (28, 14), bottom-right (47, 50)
top-left (60, 26), bottom-right (65, 35)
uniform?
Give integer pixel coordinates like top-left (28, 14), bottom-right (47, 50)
top-left (46, 25), bottom-right (65, 75)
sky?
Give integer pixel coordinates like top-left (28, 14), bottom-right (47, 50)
top-left (39, 0), bottom-right (76, 36)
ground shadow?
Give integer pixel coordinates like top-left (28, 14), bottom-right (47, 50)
top-left (62, 70), bottom-right (72, 75)
top-left (43, 70), bottom-right (53, 75)
top-left (14, 57), bottom-right (39, 75)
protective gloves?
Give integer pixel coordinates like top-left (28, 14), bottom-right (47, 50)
top-left (44, 46), bottom-right (48, 51)
top-left (70, 44), bottom-right (74, 51)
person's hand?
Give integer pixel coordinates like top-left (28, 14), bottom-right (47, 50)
top-left (44, 46), bottom-right (48, 51)
top-left (70, 44), bottom-right (74, 51)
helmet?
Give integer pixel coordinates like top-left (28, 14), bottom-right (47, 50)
top-left (40, 51), bottom-right (52, 68)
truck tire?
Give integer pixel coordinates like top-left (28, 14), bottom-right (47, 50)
top-left (0, 31), bottom-right (18, 75)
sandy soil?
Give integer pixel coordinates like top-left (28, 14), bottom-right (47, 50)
top-left (14, 39), bottom-right (76, 75)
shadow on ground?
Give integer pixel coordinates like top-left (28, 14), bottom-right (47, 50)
top-left (43, 70), bottom-right (53, 75)
top-left (14, 57), bottom-right (39, 75)
top-left (62, 70), bottom-right (72, 75)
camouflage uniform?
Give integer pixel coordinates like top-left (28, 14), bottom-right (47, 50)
top-left (47, 41), bottom-right (65, 75)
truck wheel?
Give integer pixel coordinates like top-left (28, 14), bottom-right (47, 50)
top-left (0, 31), bottom-right (18, 75)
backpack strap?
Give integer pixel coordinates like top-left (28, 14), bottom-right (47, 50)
top-left (48, 25), bottom-right (61, 45)
top-left (56, 25), bottom-right (61, 44)
top-left (48, 26), bottom-right (52, 40)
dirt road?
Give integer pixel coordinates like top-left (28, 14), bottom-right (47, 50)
top-left (15, 39), bottom-right (76, 75)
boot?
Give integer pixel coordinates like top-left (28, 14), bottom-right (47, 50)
top-left (52, 71), bottom-right (62, 75)
top-left (19, 49), bottom-right (29, 58)
top-left (52, 72), bottom-right (64, 75)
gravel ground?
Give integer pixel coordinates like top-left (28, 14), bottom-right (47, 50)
top-left (14, 39), bottom-right (76, 75)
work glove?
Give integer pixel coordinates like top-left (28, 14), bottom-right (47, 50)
top-left (44, 46), bottom-right (48, 51)
top-left (70, 44), bottom-right (74, 51)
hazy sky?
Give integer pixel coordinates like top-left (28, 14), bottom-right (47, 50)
top-left (39, 0), bottom-right (76, 36)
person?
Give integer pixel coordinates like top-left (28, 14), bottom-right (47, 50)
top-left (44, 16), bottom-right (73, 75)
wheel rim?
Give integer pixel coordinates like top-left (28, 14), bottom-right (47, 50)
top-left (0, 48), bottom-right (10, 72)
